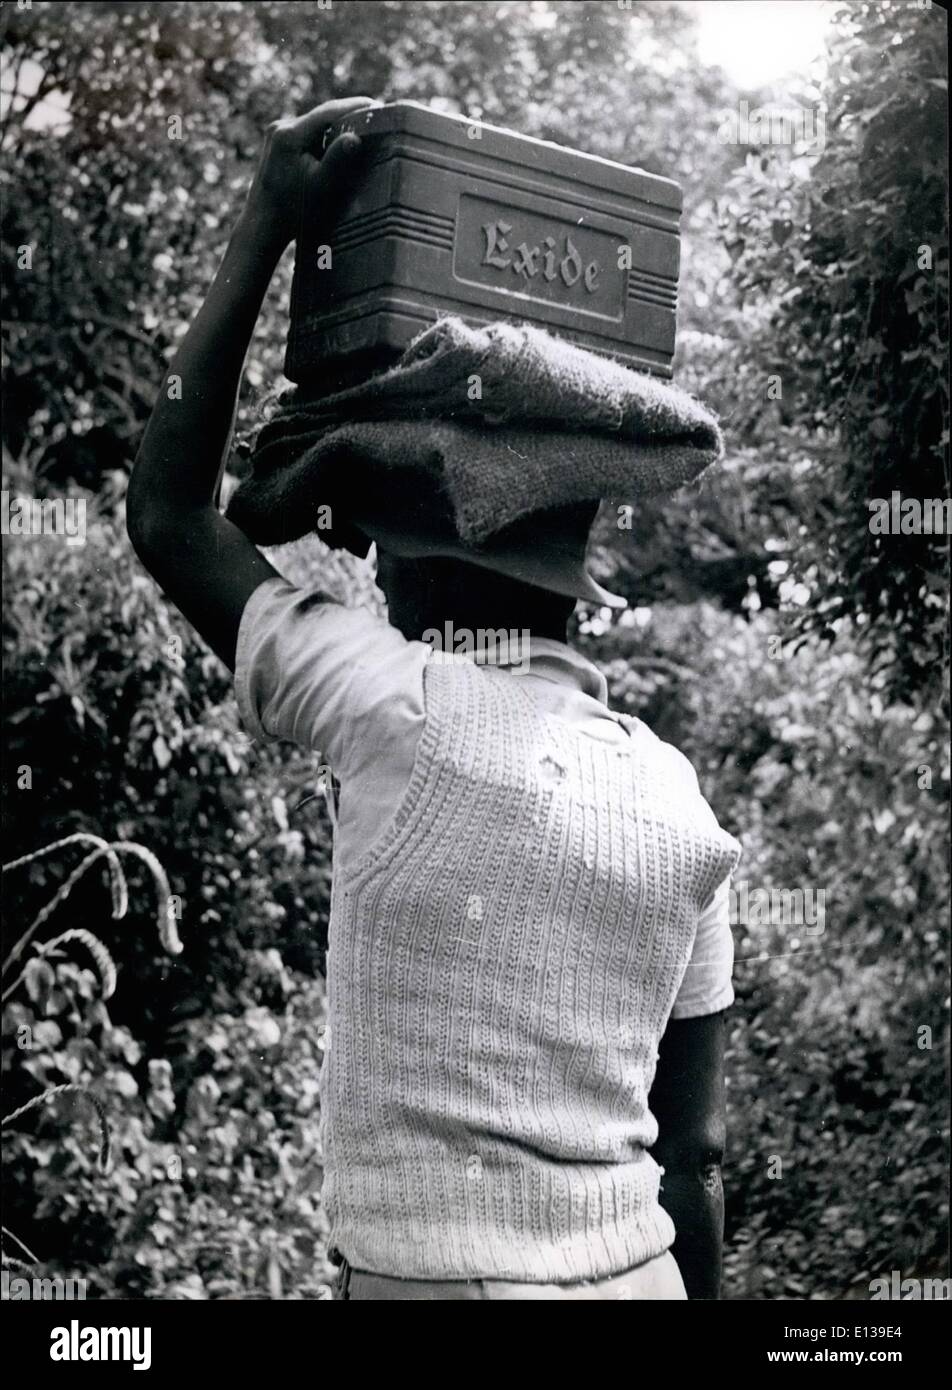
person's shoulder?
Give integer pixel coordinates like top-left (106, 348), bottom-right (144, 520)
top-left (631, 717), bottom-right (703, 791)
top-left (243, 574), bottom-right (401, 651)
top-left (236, 573), bottom-right (430, 752)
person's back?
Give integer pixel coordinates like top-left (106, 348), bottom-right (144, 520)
top-left (236, 567), bottom-right (741, 1294)
top-left (321, 650), bottom-right (740, 1281)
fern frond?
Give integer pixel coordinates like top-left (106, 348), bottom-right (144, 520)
top-left (112, 842), bottom-right (183, 956)
top-left (2, 1084), bottom-right (111, 1173)
top-left (1, 1223), bottom-right (40, 1265)
top-left (2, 844), bottom-right (130, 975)
top-left (2, 832), bottom-right (129, 917)
top-left (2, 833), bottom-right (181, 973)
top-left (43, 929), bottom-right (118, 1000)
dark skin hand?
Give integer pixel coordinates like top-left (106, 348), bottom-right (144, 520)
top-left (129, 95), bottom-right (730, 1299)
top-left (649, 1010), bottom-right (729, 1299)
top-left (126, 96), bottom-right (378, 669)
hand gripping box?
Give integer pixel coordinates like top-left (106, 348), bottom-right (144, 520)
top-left (285, 101), bottom-right (682, 383)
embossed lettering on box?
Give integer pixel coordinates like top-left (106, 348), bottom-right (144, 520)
top-left (454, 195), bottom-right (624, 323)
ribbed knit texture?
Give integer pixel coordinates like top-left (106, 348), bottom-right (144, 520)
top-left (321, 655), bottom-right (742, 1282)
top-left (226, 317), bottom-right (724, 551)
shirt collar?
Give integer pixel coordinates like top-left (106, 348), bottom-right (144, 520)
top-left (456, 632), bottom-right (609, 706)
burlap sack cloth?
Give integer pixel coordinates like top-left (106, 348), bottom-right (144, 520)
top-left (227, 316), bottom-right (724, 553)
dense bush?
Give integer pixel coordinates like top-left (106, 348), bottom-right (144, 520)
top-left (4, 952), bottom-right (337, 1300)
top-left (581, 601), bottom-right (949, 1298)
top-left (1, 473), bottom-right (348, 1296)
top-left (2, 0), bottom-right (948, 1300)
top-left (715, 0), bottom-right (949, 704)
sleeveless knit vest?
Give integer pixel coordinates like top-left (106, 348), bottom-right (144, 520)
top-left (320, 655), bottom-right (742, 1282)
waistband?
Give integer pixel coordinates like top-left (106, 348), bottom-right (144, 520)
top-left (335, 1249), bottom-right (687, 1301)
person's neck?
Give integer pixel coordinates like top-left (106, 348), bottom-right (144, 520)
top-left (378, 553), bottom-right (576, 646)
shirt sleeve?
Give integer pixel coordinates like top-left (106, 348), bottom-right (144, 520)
top-left (670, 873), bottom-right (735, 1020)
top-left (233, 574), bottom-right (425, 781)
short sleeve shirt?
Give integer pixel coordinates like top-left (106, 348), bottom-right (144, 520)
top-left (235, 575), bottom-right (735, 1020)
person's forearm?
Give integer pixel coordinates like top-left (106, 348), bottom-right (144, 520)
top-left (128, 210), bottom-right (284, 529)
top-left (122, 100), bottom-right (372, 669)
top-left (129, 104), bottom-right (371, 539)
top-left (657, 1165), bottom-right (724, 1300)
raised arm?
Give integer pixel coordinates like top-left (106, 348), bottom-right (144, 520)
top-left (649, 1010), bottom-right (729, 1300)
top-left (126, 97), bottom-right (375, 670)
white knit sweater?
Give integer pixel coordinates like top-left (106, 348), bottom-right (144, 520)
top-left (319, 653), bottom-right (741, 1282)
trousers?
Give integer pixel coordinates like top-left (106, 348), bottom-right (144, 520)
top-left (334, 1249), bottom-right (687, 1301)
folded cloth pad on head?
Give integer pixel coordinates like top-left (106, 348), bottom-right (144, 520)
top-left (226, 316), bottom-right (724, 552)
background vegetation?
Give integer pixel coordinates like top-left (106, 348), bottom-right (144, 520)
top-left (2, 0), bottom-right (948, 1299)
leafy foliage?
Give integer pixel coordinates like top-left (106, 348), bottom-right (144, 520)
top-left (581, 600), bottom-right (948, 1298)
top-left (1, 0), bottom-right (948, 1300)
top-left (715, 1), bottom-right (949, 703)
